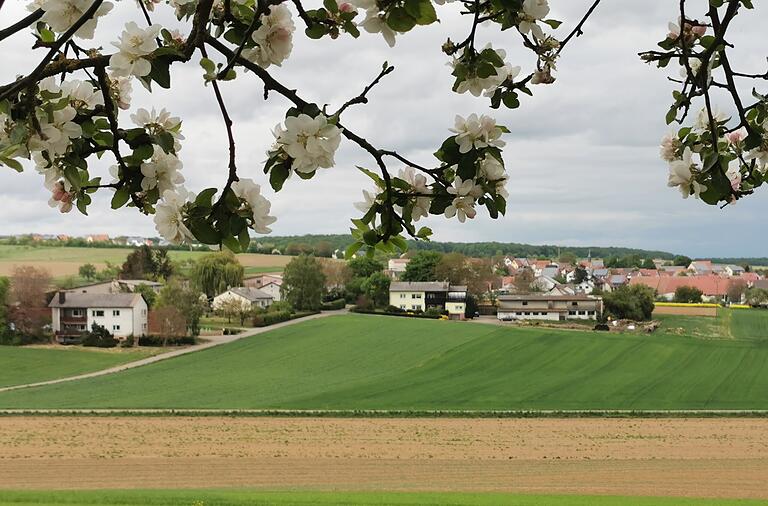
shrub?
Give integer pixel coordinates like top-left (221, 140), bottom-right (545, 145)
top-left (320, 298), bottom-right (346, 310)
top-left (425, 307), bottom-right (445, 317)
top-left (674, 286), bottom-right (704, 303)
top-left (351, 307), bottom-right (441, 319)
top-left (222, 328), bottom-right (241, 335)
top-left (603, 285), bottom-right (655, 321)
top-left (120, 335), bottom-right (135, 348)
top-left (81, 324), bottom-right (119, 348)
top-left (138, 335), bottom-right (196, 346)
top-left (386, 305), bottom-right (404, 313)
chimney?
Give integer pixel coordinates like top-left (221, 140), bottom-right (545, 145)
top-left (58, 291), bottom-right (66, 304)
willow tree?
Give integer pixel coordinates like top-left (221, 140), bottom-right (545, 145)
top-left (191, 250), bottom-right (244, 298)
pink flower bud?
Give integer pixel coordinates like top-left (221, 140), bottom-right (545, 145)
top-left (338, 2), bottom-right (354, 13)
top-left (725, 128), bottom-right (747, 146)
top-left (691, 25), bottom-right (706, 37)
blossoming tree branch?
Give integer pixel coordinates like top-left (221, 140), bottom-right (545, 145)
top-left (0, 0), bottom-right (759, 256)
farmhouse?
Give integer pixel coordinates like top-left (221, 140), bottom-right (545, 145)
top-left (49, 291), bottom-right (148, 340)
top-left (389, 281), bottom-right (467, 319)
top-left (497, 294), bottom-right (603, 321)
top-left (628, 275), bottom-right (731, 301)
top-left (213, 287), bottom-right (273, 311)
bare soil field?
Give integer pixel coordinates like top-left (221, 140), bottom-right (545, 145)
top-left (0, 417), bottom-right (766, 499)
top-left (653, 306), bottom-right (718, 317)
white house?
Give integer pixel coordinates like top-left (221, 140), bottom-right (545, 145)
top-left (49, 291), bottom-right (148, 340)
top-left (388, 281), bottom-right (467, 320)
top-left (497, 294), bottom-right (603, 321)
top-left (259, 281), bottom-right (282, 302)
top-left (212, 287), bottom-right (273, 311)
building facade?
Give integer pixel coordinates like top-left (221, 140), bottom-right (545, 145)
top-left (497, 294), bottom-right (603, 321)
top-left (212, 287), bottom-right (273, 311)
top-left (389, 281), bottom-right (467, 320)
top-left (49, 292), bottom-right (149, 339)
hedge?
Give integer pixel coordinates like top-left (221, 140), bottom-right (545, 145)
top-left (251, 310), bottom-right (320, 327)
top-left (655, 302), bottom-right (720, 308)
top-left (350, 308), bottom-right (442, 319)
top-left (138, 335), bottom-right (196, 346)
top-left (320, 298), bottom-right (346, 310)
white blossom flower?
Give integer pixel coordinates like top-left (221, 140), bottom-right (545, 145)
top-left (667, 147), bottom-right (706, 199)
top-left (444, 196), bottom-right (476, 223)
top-left (518, 0), bottom-right (549, 40)
top-left (61, 79), bottom-right (104, 110)
top-left (108, 74), bottom-right (133, 110)
top-left (274, 113), bottom-right (342, 173)
top-left (40, 0), bottom-right (113, 39)
top-left (131, 107), bottom-right (183, 138)
top-left (448, 176), bottom-right (483, 199)
top-left (352, 0), bottom-right (398, 47)
top-left (154, 188), bottom-right (195, 244)
top-left (108, 164), bottom-right (120, 185)
top-left (725, 162), bottom-right (742, 192)
top-left (412, 196), bottom-right (431, 221)
top-left (47, 180), bottom-right (74, 213)
top-left (140, 146), bottom-right (184, 193)
top-left (242, 5), bottom-right (295, 68)
top-left (725, 127), bottom-right (747, 146)
top-left (109, 22), bottom-right (162, 78)
top-left (478, 153), bottom-right (506, 181)
top-left (450, 114), bottom-right (505, 154)
top-left (398, 166), bottom-right (432, 195)
top-left (452, 46), bottom-right (521, 97)
top-left (38, 76), bottom-right (63, 95)
top-left (530, 66), bottom-right (555, 85)
top-left (694, 107), bottom-right (728, 132)
top-left (354, 189), bottom-right (377, 213)
top-left (747, 147), bottom-right (768, 174)
top-left (231, 178), bottom-right (277, 234)
top-left (659, 132), bottom-right (680, 162)
top-left (29, 106), bottom-right (82, 155)
top-left (33, 151), bottom-right (65, 188)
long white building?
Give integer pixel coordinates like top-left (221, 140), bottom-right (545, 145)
top-left (49, 291), bottom-right (148, 340)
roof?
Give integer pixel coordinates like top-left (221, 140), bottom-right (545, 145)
top-left (628, 275), bottom-right (731, 296)
top-left (389, 281), bottom-right (466, 292)
top-left (227, 287), bottom-right (273, 301)
top-left (49, 292), bottom-right (142, 308)
top-left (609, 275), bottom-right (627, 284)
top-left (498, 294), bottom-right (600, 302)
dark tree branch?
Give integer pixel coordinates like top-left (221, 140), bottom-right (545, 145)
top-left (334, 63), bottom-right (395, 117)
top-left (556, 0), bottom-right (601, 55)
top-left (0, 8), bottom-right (43, 42)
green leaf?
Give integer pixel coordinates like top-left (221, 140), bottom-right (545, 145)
top-left (199, 57), bottom-right (216, 74)
top-left (543, 19), bottom-right (562, 29)
top-left (386, 7), bottom-right (417, 32)
top-left (324, 0), bottom-right (339, 13)
top-left (111, 188), bottom-right (130, 209)
top-left (238, 228), bottom-right (251, 251)
top-left (133, 143), bottom-right (154, 160)
top-left (0, 157), bottom-right (23, 172)
top-left (148, 56), bottom-right (172, 89)
top-left (404, 0), bottom-right (437, 25)
top-left (195, 187), bottom-right (218, 208)
top-left (190, 218), bottom-right (220, 244)
top-left (269, 162), bottom-right (291, 191)
top-left (222, 234), bottom-right (241, 253)
top-left (305, 24), bottom-right (326, 39)
top-left (345, 240), bottom-right (363, 259)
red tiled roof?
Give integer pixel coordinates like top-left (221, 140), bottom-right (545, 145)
top-left (629, 275), bottom-right (731, 296)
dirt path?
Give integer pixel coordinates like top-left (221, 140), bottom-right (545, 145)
top-left (0, 310), bottom-right (345, 394)
top-left (1, 417), bottom-right (767, 499)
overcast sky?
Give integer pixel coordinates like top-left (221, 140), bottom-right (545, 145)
top-left (1, 0), bottom-right (766, 257)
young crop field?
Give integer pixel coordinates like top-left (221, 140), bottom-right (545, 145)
top-left (0, 346), bottom-right (157, 389)
top-left (656, 308), bottom-right (768, 341)
top-left (0, 245), bottom-right (288, 276)
top-left (2, 313), bottom-right (767, 410)
top-left (0, 490), bottom-right (762, 506)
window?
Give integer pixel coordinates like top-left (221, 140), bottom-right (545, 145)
top-left (400, 305), bottom-right (406, 309)
top-left (572, 302), bottom-right (578, 307)
top-left (92, 310), bottom-right (104, 317)
top-left (399, 293), bottom-right (406, 299)
top-left (588, 311), bottom-right (595, 315)
top-left (569, 310), bottom-right (576, 316)
top-left (411, 305), bottom-right (420, 310)
top-left (142, 323), bottom-right (147, 330)
top-left (112, 325), bottom-right (120, 331)
top-left (72, 309), bottom-right (83, 317)
top-left (578, 311), bottom-right (585, 315)
top-left (142, 309), bottom-right (147, 316)
top-left (412, 293), bottom-right (422, 299)
top-left (112, 310), bottom-right (120, 316)
top-left (524, 312), bottom-right (530, 315)
top-left (522, 301), bottom-right (528, 306)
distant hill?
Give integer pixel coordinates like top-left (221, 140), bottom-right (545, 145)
top-left (251, 234), bottom-right (678, 260)
top-left (711, 258), bottom-right (768, 267)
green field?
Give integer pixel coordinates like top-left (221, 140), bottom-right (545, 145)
top-left (0, 245), bottom-right (287, 277)
top-left (2, 313), bottom-right (767, 410)
top-left (656, 308), bottom-right (768, 341)
top-left (0, 346), bottom-right (156, 388)
top-left (0, 490), bottom-right (762, 506)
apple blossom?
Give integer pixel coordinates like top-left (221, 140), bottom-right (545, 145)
top-left (448, 176), bottom-right (483, 199)
top-left (108, 74), bottom-right (133, 110)
top-left (478, 153), bottom-right (506, 181)
top-left (452, 46), bottom-right (521, 98)
top-left (242, 5), bottom-right (295, 68)
top-left (518, 0), bottom-right (550, 40)
top-left (450, 114), bottom-right (505, 154)
top-left (694, 106), bottom-right (728, 132)
top-left (140, 146), bottom-right (185, 193)
top-left (273, 113), bottom-right (342, 173)
top-left (444, 196), bottom-right (477, 223)
top-left (109, 22), bottom-right (162, 78)
top-left (667, 147), bottom-right (706, 199)
top-left (47, 180), bottom-right (74, 213)
top-left (28, 106), bottom-right (82, 155)
top-left (352, 0), bottom-right (398, 47)
top-left (154, 188), bottom-right (196, 244)
top-left (132, 107), bottom-right (183, 139)
top-left (60, 79), bottom-right (104, 110)
top-left (354, 189), bottom-right (377, 213)
top-left (725, 163), bottom-right (742, 192)
top-left (230, 178), bottom-right (278, 234)
top-left (398, 166), bottom-right (432, 196)
top-left (39, 0), bottom-right (113, 39)
top-left (725, 128), bottom-right (747, 146)
top-left (659, 133), bottom-right (681, 162)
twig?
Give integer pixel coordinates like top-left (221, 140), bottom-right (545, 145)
top-left (334, 63), bottom-right (395, 117)
top-left (0, 0), bottom-right (105, 101)
top-left (556, 0), bottom-right (601, 55)
top-left (0, 8), bottom-right (43, 42)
